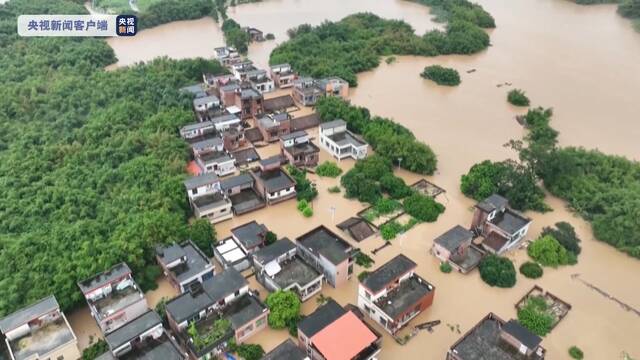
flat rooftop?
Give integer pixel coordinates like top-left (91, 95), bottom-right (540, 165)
top-left (450, 315), bottom-right (543, 360)
top-left (297, 226), bottom-right (353, 265)
top-left (198, 151), bottom-right (233, 164)
top-left (222, 294), bottom-right (267, 330)
top-left (362, 254), bottom-right (416, 294)
top-left (229, 188), bottom-right (266, 214)
top-left (78, 263), bottom-right (131, 294)
top-left (253, 168), bottom-right (295, 191)
top-left (231, 221), bottom-right (268, 249)
top-left (273, 256), bottom-right (322, 289)
top-left (284, 141), bottom-right (320, 156)
top-left (490, 208), bottom-right (531, 235)
top-left (118, 332), bottom-right (185, 360)
top-left (92, 284), bottom-right (144, 320)
top-left (374, 275), bottom-right (434, 320)
top-left (7, 317), bottom-right (75, 360)
top-left (156, 242), bottom-right (213, 284)
top-left (328, 131), bottom-right (366, 148)
top-left (262, 339), bottom-right (307, 360)
top-left (192, 192), bottom-right (230, 212)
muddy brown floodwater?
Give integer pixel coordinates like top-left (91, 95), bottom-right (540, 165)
top-left (75, 0), bottom-right (640, 358)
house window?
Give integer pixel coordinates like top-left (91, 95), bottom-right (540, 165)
top-left (192, 188), bottom-right (198, 195)
top-left (235, 290), bottom-right (240, 297)
top-left (365, 291), bottom-right (371, 300)
top-left (256, 317), bottom-right (266, 328)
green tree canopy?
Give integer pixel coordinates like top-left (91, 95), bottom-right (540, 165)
top-left (265, 290), bottom-right (301, 329)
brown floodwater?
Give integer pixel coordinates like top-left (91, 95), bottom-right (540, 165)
top-left (81, 0), bottom-right (640, 358)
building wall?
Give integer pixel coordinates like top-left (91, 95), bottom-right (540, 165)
top-left (193, 201), bottom-right (233, 224)
top-left (188, 182), bottom-right (221, 200)
top-left (40, 340), bottom-right (81, 360)
top-left (265, 186), bottom-right (296, 204)
top-left (235, 312), bottom-right (268, 343)
top-left (432, 243), bottom-right (452, 262)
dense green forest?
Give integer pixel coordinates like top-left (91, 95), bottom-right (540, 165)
top-left (270, 1), bottom-right (495, 86)
top-left (0, 0), bottom-right (226, 315)
top-left (463, 104), bottom-right (640, 259)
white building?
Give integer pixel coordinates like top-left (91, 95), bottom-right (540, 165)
top-left (193, 95), bottom-right (220, 113)
top-left (319, 119), bottom-right (368, 160)
top-left (196, 151), bottom-right (236, 177)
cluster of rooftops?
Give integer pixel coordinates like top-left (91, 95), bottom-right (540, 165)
top-left (0, 46), bottom-right (545, 360)
top-left (0, 191), bottom-right (544, 360)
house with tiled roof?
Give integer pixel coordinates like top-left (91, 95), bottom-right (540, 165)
top-left (433, 225), bottom-right (485, 273)
top-left (319, 120), bottom-right (368, 160)
top-left (296, 226), bottom-right (357, 287)
top-left (155, 240), bottom-right (215, 293)
top-left (471, 194), bottom-right (532, 254)
top-left (280, 130), bottom-right (320, 168)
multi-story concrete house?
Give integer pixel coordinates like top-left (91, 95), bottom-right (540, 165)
top-left (447, 313), bottom-right (545, 360)
top-left (280, 130), bottom-right (320, 168)
top-left (156, 240), bottom-right (215, 293)
top-left (78, 263), bottom-right (149, 334)
top-left (220, 173), bottom-right (266, 215)
top-left (0, 296), bottom-right (81, 360)
top-left (252, 238), bottom-right (324, 302)
top-left (319, 120), bottom-right (368, 160)
top-left (193, 95), bottom-right (221, 120)
top-left (191, 192), bottom-right (234, 224)
top-left (96, 310), bottom-right (185, 360)
top-left (250, 157), bottom-right (297, 205)
top-left (292, 77), bottom-right (322, 106)
top-left (357, 254), bottom-right (435, 334)
top-left (471, 194), bottom-right (532, 254)
top-left (297, 300), bottom-right (381, 360)
top-left (315, 77), bottom-right (349, 98)
top-left (213, 47), bottom-right (241, 66)
top-left (270, 64), bottom-right (296, 89)
top-left (195, 151), bottom-right (236, 177)
top-left (179, 121), bottom-right (216, 140)
top-left (235, 87), bottom-right (264, 120)
top-left (257, 112), bottom-right (291, 142)
top-left (165, 269), bottom-right (267, 360)
top-left (190, 136), bottom-right (225, 157)
top-left (296, 226), bottom-right (357, 288)
top-left (433, 225), bottom-right (485, 273)
top-left (229, 220), bottom-right (270, 254)
top-left (246, 69), bottom-right (274, 94)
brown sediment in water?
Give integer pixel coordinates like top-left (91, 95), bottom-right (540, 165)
top-left (85, 0), bottom-right (640, 358)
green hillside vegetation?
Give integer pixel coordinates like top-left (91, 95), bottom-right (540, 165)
top-left (270, 1), bottom-right (494, 86)
top-left (0, 0), bottom-right (227, 315)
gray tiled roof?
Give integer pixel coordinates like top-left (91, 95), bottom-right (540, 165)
top-left (193, 95), bottom-right (220, 107)
top-left (231, 221), bottom-right (268, 249)
top-left (156, 241), bottom-right (213, 284)
top-left (211, 114), bottom-right (240, 125)
top-left (203, 268), bottom-right (248, 304)
top-left (183, 173), bottom-right (219, 190)
top-left (297, 299), bottom-right (345, 338)
top-left (190, 137), bottom-right (224, 152)
top-left (105, 311), bottom-right (162, 350)
top-left (253, 168), bottom-right (295, 192)
top-left (78, 262), bottom-right (131, 294)
top-left (223, 294), bottom-right (267, 329)
top-left (434, 225), bottom-right (474, 252)
top-left (361, 254), bottom-right (416, 293)
top-left (280, 130), bottom-right (307, 142)
top-left (476, 194), bottom-right (509, 213)
top-left (296, 226), bottom-right (352, 265)
top-left (503, 320), bottom-right (542, 349)
top-left (166, 287), bottom-right (216, 324)
top-left (180, 121), bottom-right (214, 133)
top-left (262, 339), bottom-right (307, 360)
top-left (0, 296), bottom-right (59, 333)
top-left (252, 238), bottom-right (296, 265)
top-left (220, 173), bottom-right (253, 191)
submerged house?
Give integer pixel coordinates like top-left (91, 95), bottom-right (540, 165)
top-left (316, 77), bottom-right (349, 99)
top-left (280, 130), bottom-right (320, 168)
top-left (433, 225), bottom-right (485, 273)
top-left (97, 310), bottom-right (185, 360)
top-left (471, 194), bottom-right (532, 254)
top-left (357, 254), bottom-right (435, 335)
top-left (270, 64), bottom-right (296, 89)
top-left (220, 173), bottom-right (266, 215)
top-left (195, 151), bottom-right (236, 177)
top-left (214, 220), bottom-right (270, 272)
top-left (191, 192), bottom-right (234, 224)
top-left (263, 339), bottom-right (309, 360)
top-left (165, 270), bottom-right (267, 360)
top-left (246, 69), bottom-right (274, 94)
top-left (447, 313), bottom-right (545, 360)
top-left (292, 77), bottom-right (322, 106)
top-left (213, 47), bottom-right (241, 66)
top-left (0, 296), bottom-right (80, 360)
top-left (296, 225), bottom-right (357, 288)
top-left (252, 238), bottom-right (324, 302)
top-left (319, 120), bottom-right (368, 160)
top-left (156, 240), bottom-right (215, 293)
top-left (257, 112), bottom-right (291, 142)
top-left (297, 300), bottom-right (381, 360)
top-left (250, 157), bottom-right (297, 205)
top-left (78, 263), bottom-right (148, 334)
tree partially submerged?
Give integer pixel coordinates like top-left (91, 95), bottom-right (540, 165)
top-left (265, 290), bottom-right (301, 330)
top-left (479, 255), bottom-right (516, 288)
top-left (421, 65), bottom-right (461, 86)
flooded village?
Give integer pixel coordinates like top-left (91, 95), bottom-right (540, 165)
top-left (2, 0), bottom-right (640, 360)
